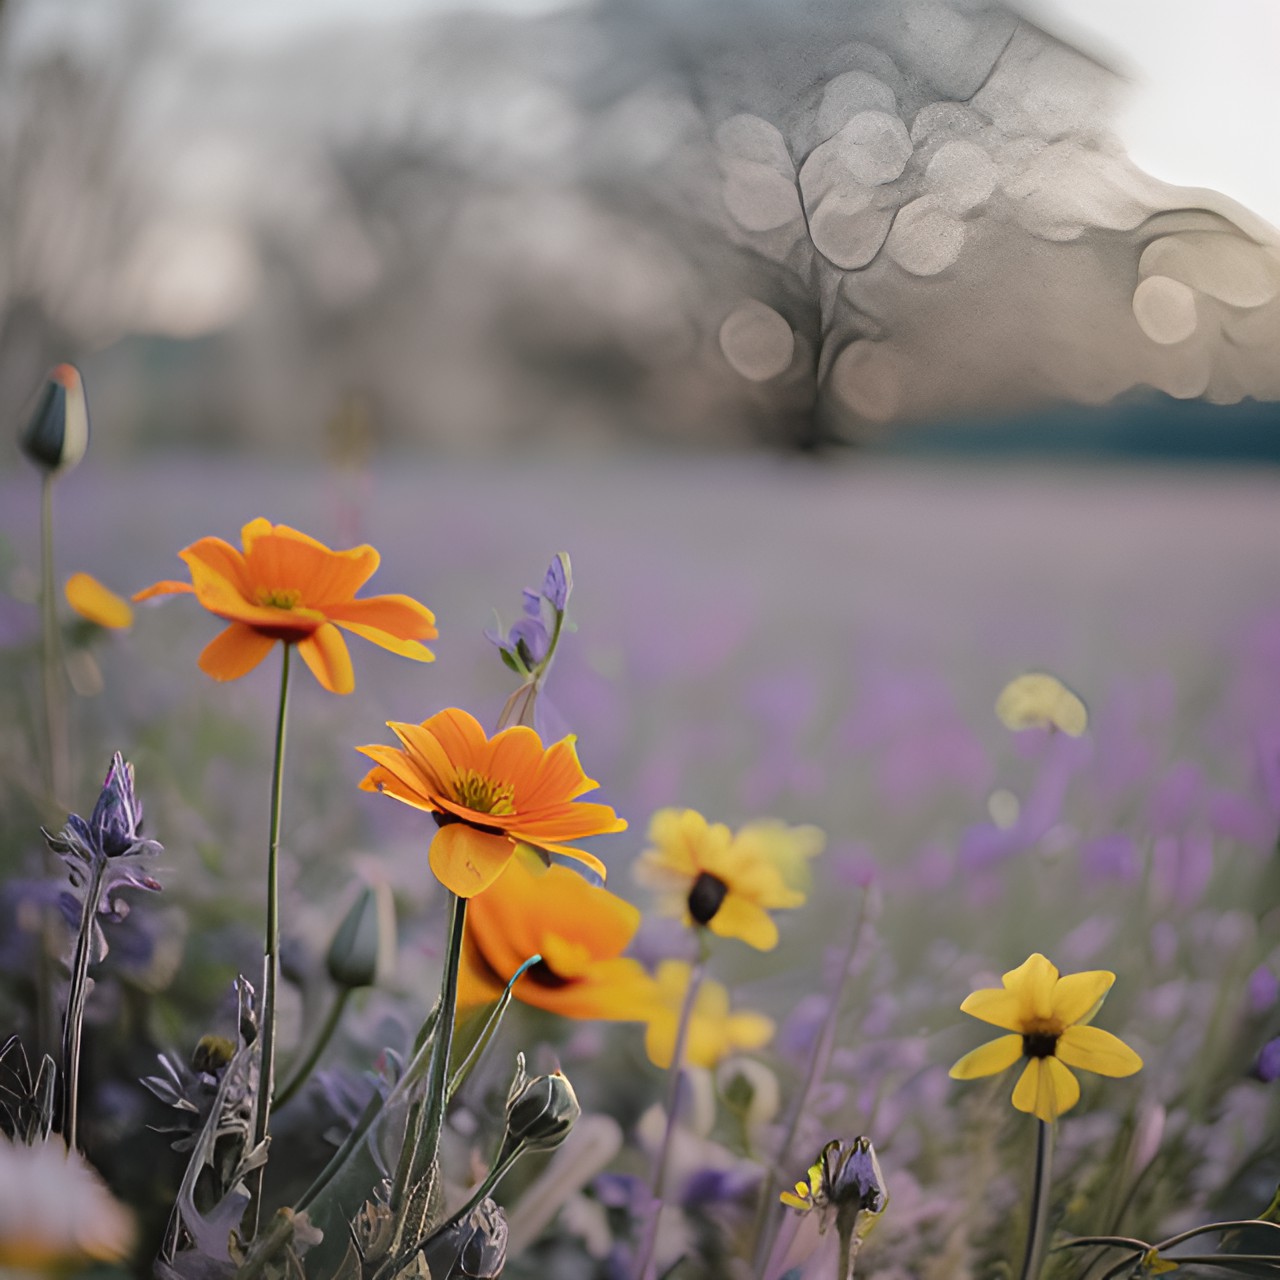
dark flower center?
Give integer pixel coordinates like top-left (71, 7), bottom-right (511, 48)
top-left (1022, 1031), bottom-right (1059, 1059)
top-left (525, 960), bottom-right (570, 989)
top-left (432, 810), bottom-right (507, 837)
top-left (688, 871), bottom-right (729, 925)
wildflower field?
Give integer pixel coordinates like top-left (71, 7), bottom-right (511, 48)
top-left (3, 427), bottom-right (1280, 1279)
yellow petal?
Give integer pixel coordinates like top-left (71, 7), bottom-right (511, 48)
top-left (959, 987), bottom-right (1027, 1031)
top-left (1055, 1025), bottom-right (1143, 1078)
top-left (1051, 969), bottom-right (1115, 1026)
top-left (296, 623), bottom-right (355, 694)
top-left (708, 895), bottom-right (779, 951)
top-left (1011, 1056), bottom-right (1080, 1122)
top-left (949, 1035), bottom-right (1023, 1079)
top-left (996, 672), bottom-right (1088, 736)
top-left (1000, 953), bottom-right (1059, 1023)
top-left (65, 573), bottom-right (132, 629)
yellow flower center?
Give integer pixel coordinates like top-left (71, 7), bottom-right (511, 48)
top-left (452, 769), bottom-right (516, 816)
top-left (257, 587), bottom-right (303, 611)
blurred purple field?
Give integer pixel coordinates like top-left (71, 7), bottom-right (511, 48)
top-left (4, 453), bottom-right (1280, 1277)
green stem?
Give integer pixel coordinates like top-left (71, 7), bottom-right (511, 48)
top-left (59, 858), bottom-right (105, 1150)
top-left (751, 895), bottom-right (867, 1271)
top-left (633, 950), bottom-right (707, 1280)
top-left (447, 953), bottom-right (541, 1103)
top-left (273, 986), bottom-right (351, 1111)
top-left (38, 472), bottom-right (68, 808)
top-left (36, 472), bottom-right (65, 1061)
top-left (249, 644), bottom-right (292, 1233)
top-left (1018, 1120), bottom-right (1055, 1280)
top-left (389, 893), bottom-right (467, 1253)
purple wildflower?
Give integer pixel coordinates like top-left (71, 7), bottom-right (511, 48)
top-left (1255, 1037), bottom-right (1280, 1083)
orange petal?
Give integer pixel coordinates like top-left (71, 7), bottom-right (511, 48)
top-left (243, 522), bottom-right (379, 603)
top-left (419, 708), bottom-right (492, 770)
top-left (357, 762), bottom-right (440, 814)
top-left (198, 623), bottom-right (276, 682)
top-left (179, 534), bottom-right (254, 598)
top-left (326, 593), bottom-right (437, 640)
top-left (332, 621), bottom-right (435, 662)
top-left (387, 722), bottom-right (455, 794)
top-left (132, 579), bottom-right (195, 603)
top-left (522, 736), bottom-right (598, 807)
top-left (484, 725), bottom-right (547, 797)
top-left (296, 623), bottom-right (355, 694)
top-left (66, 573), bottom-right (132, 629)
top-left (429, 823), bottom-right (513, 897)
top-left (511, 802), bottom-right (627, 842)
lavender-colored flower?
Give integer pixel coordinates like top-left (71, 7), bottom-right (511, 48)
top-left (543, 552), bottom-right (571, 613)
top-left (1255, 1037), bottom-right (1280, 1083)
top-left (45, 753), bottom-right (163, 934)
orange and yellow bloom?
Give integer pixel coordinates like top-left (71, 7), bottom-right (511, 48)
top-left (132, 519), bottom-right (436, 695)
top-left (357, 707), bottom-right (626, 897)
top-left (949, 952), bottom-right (1143, 1122)
top-left (635, 809), bottom-right (822, 951)
top-left (459, 846), bottom-right (656, 1020)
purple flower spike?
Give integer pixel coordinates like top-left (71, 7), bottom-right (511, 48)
top-left (543, 552), bottom-right (571, 612)
top-left (89, 754), bottom-right (145, 858)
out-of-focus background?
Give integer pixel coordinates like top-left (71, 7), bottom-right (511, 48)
top-left (0, 0), bottom-right (1278, 459)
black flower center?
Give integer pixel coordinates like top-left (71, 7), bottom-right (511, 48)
top-left (432, 810), bottom-right (507, 837)
top-left (1022, 1031), bottom-right (1059, 1059)
top-left (688, 871), bottom-right (729, 925)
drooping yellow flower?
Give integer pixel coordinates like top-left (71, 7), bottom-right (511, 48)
top-left (0, 1136), bottom-right (133, 1270)
top-left (635, 809), bottom-right (821, 951)
top-left (133, 519), bottom-right (436, 694)
top-left (995, 673), bottom-right (1087, 737)
top-left (949, 953), bottom-right (1142, 1123)
top-left (66, 572), bottom-right (133, 629)
top-left (460, 846), bottom-right (657, 1020)
top-left (644, 960), bottom-right (773, 1069)
top-left (357, 707), bottom-right (626, 897)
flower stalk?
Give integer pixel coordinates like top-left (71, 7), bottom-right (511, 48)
top-left (1019, 1119), bottom-right (1054, 1280)
top-left (634, 946), bottom-right (708, 1280)
top-left (248, 644), bottom-right (292, 1232)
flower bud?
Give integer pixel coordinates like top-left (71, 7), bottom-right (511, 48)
top-left (422, 1197), bottom-right (508, 1280)
top-left (326, 878), bottom-right (396, 990)
top-left (542, 553), bottom-right (571, 613)
top-left (20, 363), bottom-right (89, 474)
top-left (89, 753), bottom-right (143, 858)
top-left (503, 1060), bottom-right (580, 1156)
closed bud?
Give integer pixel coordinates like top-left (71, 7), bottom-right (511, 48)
top-left (326, 878), bottom-right (396, 990)
top-left (20, 364), bottom-right (89, 474)
top-left (503, 1060), bottom-right (580, 1156)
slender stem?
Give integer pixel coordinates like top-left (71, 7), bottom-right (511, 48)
top-left (38, 472), bottom-right (68, 808)
top-left (447, 953), bottom-right (542, 1102)
top-left (35, 472), bottom-right (65, 1062)
top-left (633, 952), bottom-right (706, 1280)
top-left (389, 892), bottom-right (467, 1255)
top-left (752, 896), bottom-right (867, 1271)
top-left (249, 644), bottom-right (292, 1233)
top-left (434, 1143), bottom-right (523, 1237)
top-left (273, 986), bottom-right (351, 1111)
top-left (1018, 1120), bottom-right (1055, 1280)
top-left (59, 858), bottom-right (105, 1150)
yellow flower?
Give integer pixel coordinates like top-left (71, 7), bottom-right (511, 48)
top-left (635, 809), bottom-right (820, 950)
top-left (459, 846), bottom-right (657, 1020)
top-left (644, 960), bottom-right (773, 1069)
top-left (995, 673), bottom-right (1087, 737)
top-left (133, 519), bottom-right (436, 694)
top-left (65, 573), bottom-right (132, 630)
top-left (357, 707), bottom-right (625, 897)
top-left (0, 1136), bottom-right (133, 1270)
top-left (949, 952), bottom-right (1142, 1123)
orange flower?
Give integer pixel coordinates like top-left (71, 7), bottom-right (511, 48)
top-left (459, 847), bottom-right (658, 1020)
top-left (357, 707), bottom-right (626, 897)
top-left (133, 519), bottom-right (436, 694)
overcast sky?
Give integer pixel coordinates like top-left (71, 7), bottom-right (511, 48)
top-left (1016, 0), bottom-right (1280, 228)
